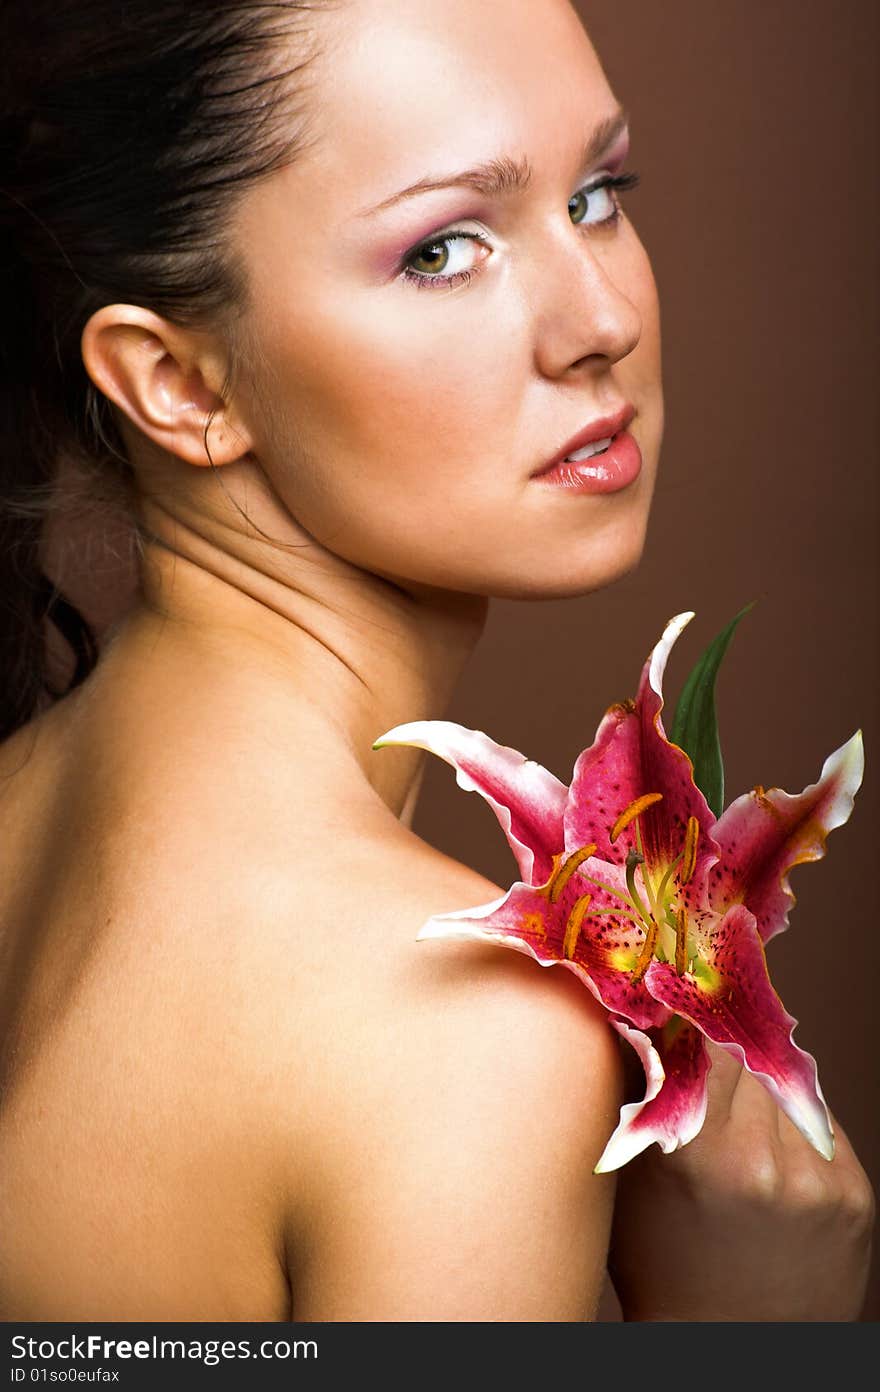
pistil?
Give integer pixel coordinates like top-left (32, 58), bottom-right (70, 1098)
top-left (624, 848), bottom-right (654, 931)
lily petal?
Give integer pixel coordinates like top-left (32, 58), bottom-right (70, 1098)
top-left (708, 730), bottom-right (864, 942)
top-left (416, 878), bottom-right (669, 1031)
top-left (565, 613), bottom-right (718, 900)
top-left (374, 720), bottom-right (567, 884)
top-left (594, 1017), bottom-right (710, 1172)
top-left (646, 905), bottom-right (834, 1159)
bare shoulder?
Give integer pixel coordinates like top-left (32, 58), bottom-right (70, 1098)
top-left (249, 825), bottom-right (624, 1321)
top-left (0, 692), bottom-right (621, 1319)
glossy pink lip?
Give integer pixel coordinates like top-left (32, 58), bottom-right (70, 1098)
top-left (532, 428), bottom-right (642, 494)
top-left (532, 402), bottom-right (636, 477)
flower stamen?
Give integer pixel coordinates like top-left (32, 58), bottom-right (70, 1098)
top-left (590, 905), bottom-right (645, 926)
top-left (675, 905), bottom-right (688, 975)
top-left (610, 792), bottom-right (664, 844)
top-left (547, 843), bottom-right (598, 904)
top-left (562, 893), bottom-right (592, 959)
top-left (631, 918), bottom-right (659, 984)
top-left (577, 873), bottom-right (645, 909)
top-left (680, 815), bottom-right (700, 885)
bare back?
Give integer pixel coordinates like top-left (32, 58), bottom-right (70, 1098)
top-left (0, 692), bottom-right (296, 1319)
top-left (0, 657), bottom-right (623, 1322)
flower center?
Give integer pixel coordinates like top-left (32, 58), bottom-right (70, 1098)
top-left (542, 795), bottom-right (700, 981)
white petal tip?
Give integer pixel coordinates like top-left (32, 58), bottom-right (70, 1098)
top-left (415, 922), bottom-right (454, 941)
top-left (592, 1118), bottom-right (666, 1174)
top-left (415, 918), bottom-right (487, 943)
top-left (371, 722), bottom-right (421, 750)
top-left (664, 610), bottom-right (696, 638)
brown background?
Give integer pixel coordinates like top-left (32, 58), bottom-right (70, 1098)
top-left (48, 0), bottom-right (878, 1319)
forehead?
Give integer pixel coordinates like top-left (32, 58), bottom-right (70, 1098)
top-left (296, 0), bottom-right (615, 201)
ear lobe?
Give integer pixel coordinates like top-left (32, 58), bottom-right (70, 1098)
top-left (80, 303), bottom-right (254, 467)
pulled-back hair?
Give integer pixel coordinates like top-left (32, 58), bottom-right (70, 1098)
top-left (0, 0), bottom-right (336, 743)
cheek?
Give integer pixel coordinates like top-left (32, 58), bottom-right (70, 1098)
top-left (262, 288), bottom-right (526, 490)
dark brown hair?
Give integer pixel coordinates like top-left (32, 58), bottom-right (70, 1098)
top-left (0, 0), bottom-right (336, 743)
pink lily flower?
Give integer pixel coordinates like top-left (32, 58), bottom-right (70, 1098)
top-left (374, 613), bottom-right (863, 1172)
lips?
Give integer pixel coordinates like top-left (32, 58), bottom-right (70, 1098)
top-left (533, 402), bottom-right (636, 477)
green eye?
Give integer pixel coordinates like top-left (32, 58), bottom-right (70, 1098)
top-left (401, 229), bottom-right (489, 290)
top-left (569, 189), bottom-right (590, 223)
top-left (569, 181), bottom-right (615, 226)
top-left (569, 172), bottom-right (641, 227)
top-left (409, 242), bottom-right (450, 275)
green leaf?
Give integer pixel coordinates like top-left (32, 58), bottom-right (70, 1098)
top-left (669, 602), bottom-right (755, 816)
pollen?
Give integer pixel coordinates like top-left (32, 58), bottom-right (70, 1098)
top-left (680, 815), bottom-right (700, 884)
top-left (547, 843), bottom-right (597, 904)
top-left (562, 893), bottom-right (592, 959)
top-left (631, 918), bottom-right (659, 984)
top-left (675, 905), bottom-right (688, 975)
top-left (610, 792), bottom-right (663, 843)
top-left (520, 912), bottom-right (546, 940)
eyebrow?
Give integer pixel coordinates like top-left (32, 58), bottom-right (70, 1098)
top-left (355, 107), bottom-right (629, 219)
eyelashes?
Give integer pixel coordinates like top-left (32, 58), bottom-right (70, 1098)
top-left (400, 170), bottom-right (641, 292)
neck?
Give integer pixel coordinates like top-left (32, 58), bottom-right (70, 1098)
top-left (109, 487), bottom-right (488, 822)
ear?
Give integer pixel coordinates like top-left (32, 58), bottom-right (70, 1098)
top-left (80, 303), bottom-right (255, 467)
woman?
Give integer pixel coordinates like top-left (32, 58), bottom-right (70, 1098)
top-left (0, 0), bottom-right (872, 1321)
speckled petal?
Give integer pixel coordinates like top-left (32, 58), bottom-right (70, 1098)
top-left (546, 861), bottom-right (672, 1031)
top-left (564, 613), bottom-right (719, 905)
top-left (414, 881), bottom-right (598, 989)
top-left (416, 875), bottom-right (669, 1032)
top-left (594, 1017), bottom-right (710, 1172)
top-left (374, 720), bottom-right (567, 883)
top-left (645, 905), bottom-right (834, 1159)
top-left (709, 730), bottom-right (864, 942)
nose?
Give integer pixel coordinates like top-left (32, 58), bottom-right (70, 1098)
top-left (532, 229), bottom-right (642, 377)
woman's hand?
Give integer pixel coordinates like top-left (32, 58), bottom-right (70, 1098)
top-left (607, 1041), bottom-right (875, 1321)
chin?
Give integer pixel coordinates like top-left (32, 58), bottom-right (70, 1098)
top-left (484, 504), bottom-right (653, 601)
top-left (494, 557), bottom-right (645, 601)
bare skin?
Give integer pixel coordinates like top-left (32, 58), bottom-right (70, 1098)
top-left (0, 638), bottom-right (623, 1320)
top-left (0, 0), bottom-right (871, 1320)
top-left (609, 1045), bottom-right (874, 1321)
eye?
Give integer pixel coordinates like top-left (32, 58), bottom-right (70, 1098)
top-left (401, 230), bottom-right (490, 290)
top-left (399, 170), bottom-right (640, 292)
top-left (569, 171), bottom-right (641, 227)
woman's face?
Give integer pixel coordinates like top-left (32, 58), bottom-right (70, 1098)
top-left (233, 0), bottom-right (663, 599)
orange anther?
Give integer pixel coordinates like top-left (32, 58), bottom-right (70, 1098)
top-left (675, 905), bottom-right (688, 975)
top-left (548, 843), bottom-right (597, 904)
top-left (610, 792), bottom-right (663, 844)
top-left (562, 894), bottom-right (592, 959)
top-left (680, 815), bottom-right (700, 884)
top-left (631, 918), bottom-right (659, 984)
top-left (536, 853), bottom-right (564, 898)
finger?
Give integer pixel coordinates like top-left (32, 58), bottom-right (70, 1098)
top-left (700, 1039), bottom-right (747, 1126)
top-left (728, 1059), bottom-right (782, 1136)
top-left (700, 1040), bottom-right (783, 1146)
